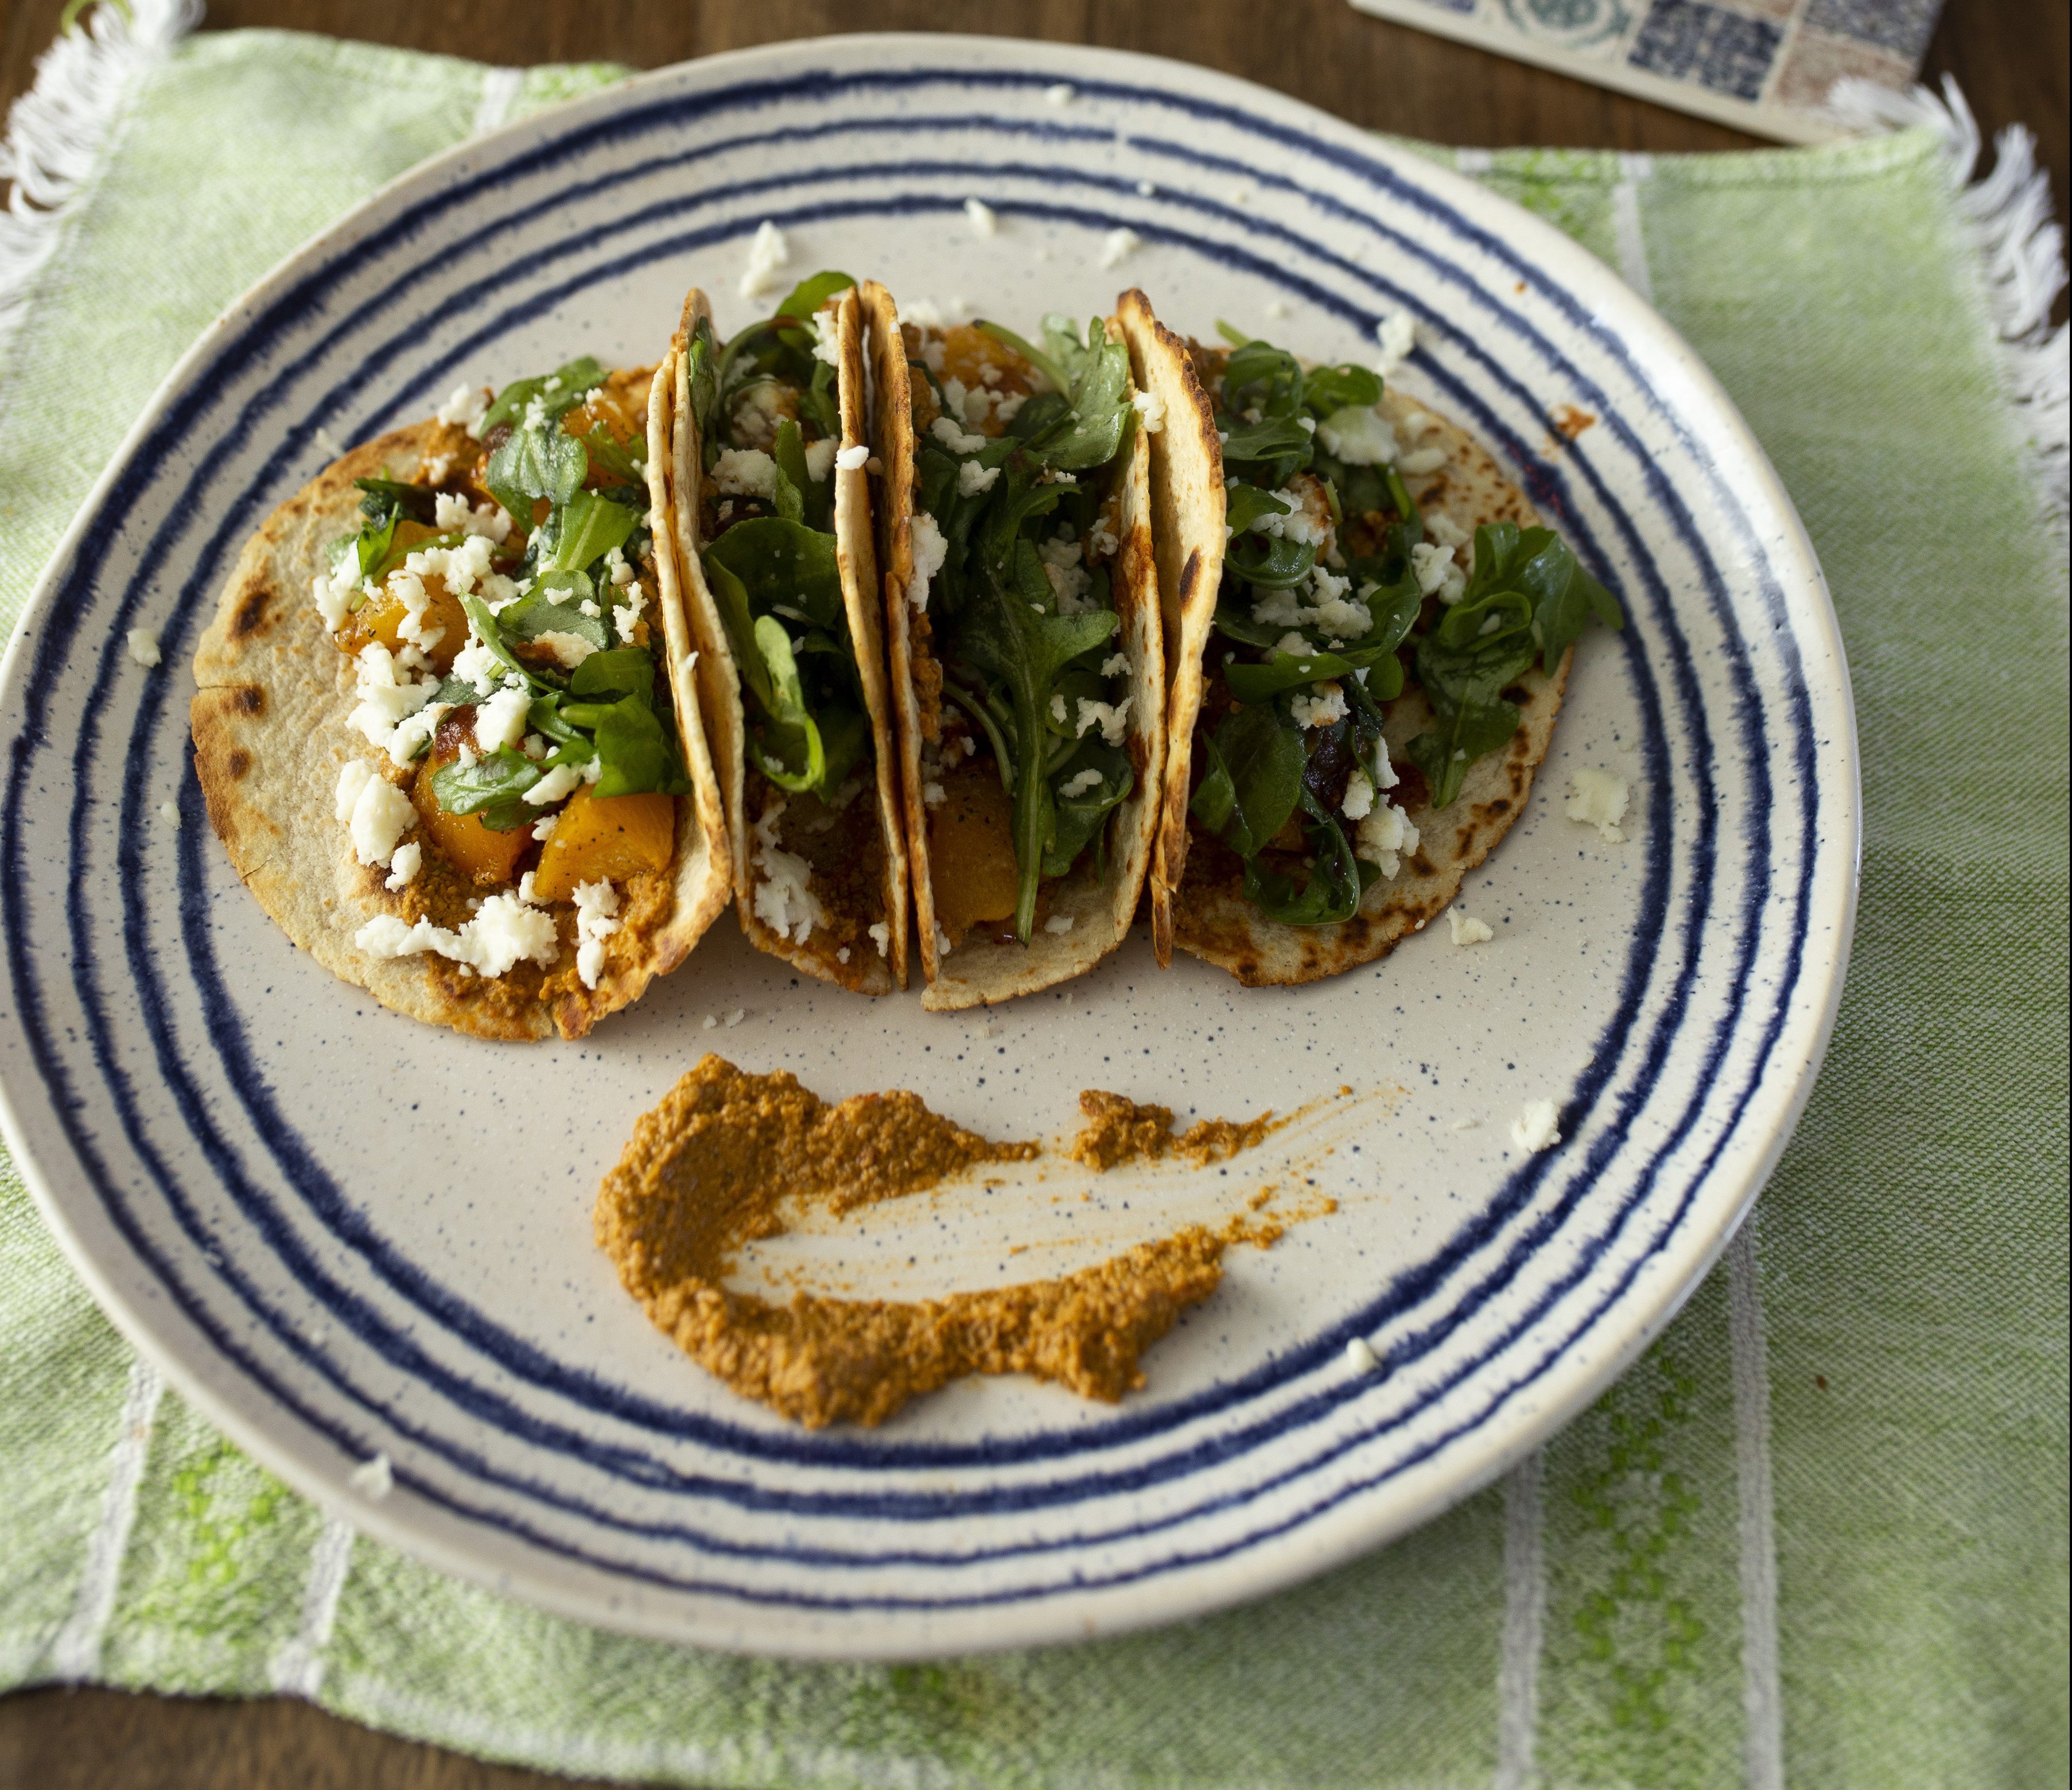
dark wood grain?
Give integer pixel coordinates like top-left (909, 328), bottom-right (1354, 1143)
top-left (0, 2), bottom-right (2063, 1785)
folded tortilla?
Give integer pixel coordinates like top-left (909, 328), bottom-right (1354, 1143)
top-left (1121, 319), bottom-right (1572, 986)
top-left (190, 369), bottom-right (733, 1040)
top-left (666, 285), bottom-right (909, 994)
top-left (858, 282), bottom-right (1166, 1012)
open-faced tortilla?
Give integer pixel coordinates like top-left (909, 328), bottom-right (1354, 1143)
top-left (858, 282), bottom-right (1166, 1012)
top-left (666, 280), bottom-right (909, 994)
top-left (1126, 323), bottom-right (1620, 985)
top-left (191, 363), bottom-right (733, 1040)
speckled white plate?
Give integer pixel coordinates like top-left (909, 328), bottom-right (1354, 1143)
top-left (0, 35), bottom-right (1858, 1658)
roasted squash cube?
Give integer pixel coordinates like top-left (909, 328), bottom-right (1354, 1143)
top-left (530, 785), bottom-right (675, 902)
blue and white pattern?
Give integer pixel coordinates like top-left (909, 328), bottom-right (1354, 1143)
top-left (0, 38), bottom-right (1856, 1657)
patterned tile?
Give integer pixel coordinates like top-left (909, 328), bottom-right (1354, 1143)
top-left (1627, 0), bottom-right (1783, 100)
top-left (1772, 27), bottom-right (1916, 111)
top-left (1803, 0), bottom-right (1942, 61)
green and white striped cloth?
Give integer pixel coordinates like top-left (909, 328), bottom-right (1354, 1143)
top-left (1, 11), bottom-right (2065, 1787)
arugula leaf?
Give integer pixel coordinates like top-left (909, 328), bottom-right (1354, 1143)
top-left (1239, 785), bottom-right (1373, 925)
top-left (459, 595), bottom-right (543, 690)
top-left (1225, 531), bottom-right (1317, 590)
top-left (430, 747), bottom-right (541, 832)
top-left (590, 696), bottom-right (691, 799)
top-left (685, 317), bottom-right (720, 440)
top-left (1302, 364), bottom-right (1383, 414)
top-left (541, 490), bottom-right (640, 578)
top-left (1190, 704), bottom-right (1304, 860)
top-left (1225, 484), bottom-right (1293, 535)
top-left (355, 477), bottom-right (438, 526)
top-left (772, 270), bottom-right (858, 328)
top-left (1044, 741), bottom-right (1133, 878)
top-left (577, 423), bottom-right (644, 487)
top-left (495, 588), bottom-right (610, 654)
top-left (1224, 647), bottom-right (1405, 705)
top-left (570, 648), bottom-right (655, 705)
top-left (479, 357), bottom-right (605, 437)
top-left (485, 422), bottom-right (585, 529)
top-left (705, 516), bottom-right (844, 634)
top-left (749, 616), bottom-right (828, 792)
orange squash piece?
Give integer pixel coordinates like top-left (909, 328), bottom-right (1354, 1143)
top-left (531, 785), bottom-right (676, 903)
top-left (337, 573), bottom-right (470, 674)
top-left (928, 759), bottom-right (1020, 937)
top-left (412, 744), bottom-right (532, 887)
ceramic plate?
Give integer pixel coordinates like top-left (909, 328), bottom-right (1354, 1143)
top-left (0, 36), bottom-right (1857, 1657)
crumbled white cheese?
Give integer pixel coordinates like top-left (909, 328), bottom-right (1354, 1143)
top-left (431, 490), bottom-right (512, 542)
top-left (810, 308), bottom-right (842, 368)
top-left (907, 512), bottom-right (948, 610)
top-left (958, 460), bottom-right (1001, 497)
top-left (1341, 768), bottom-right (1375, 821)
top-left (1043, 81), bottom-right (1075, 105)
top-left (524, 762), bottom-right (584, 806)
top-left (801, 437), bottom-right (838, 483)
top-left (1448, 907), bottom-right (1494, 946)
top-left (348, 642), bottom-right (441, 765)
top-left (701, 1014), bottom-right (718, 1031)
top-left (1038, 534), bottom-right (1094, 612)
top-left (935, 926), bottom-right (953, 958)
top-left (126, 628), bottom-right (161, 669)
top-left (1510, 1099), bottom-right (1561, 1154)
top-left (1288, 684), bottom-right (1348, 729)
top-left (931, 415), bottom-right (986, 455)
top-left (1400, 408), bottom-right (1441, 441)
top-left (1074, 696), bottom-right (1130, 745)
top-left (356, 891), bottom-right (559, 977)
top-left (1131, 387), bottom-right (1166, 433)
top-left (1398, 445), bottom-right (1448, 477)
top-left (965, 196), bottom-right (998, 236)
top-left (572, 879), bottom-right (621, 989)
top-left (613, 581), bottom-right (648, 646)
top-left (837, 946), bottom-right (850, 964)
top-left (450, 638), bottom-right (504, 698)
top-left (532, 630), bottom-right (596, 669)
top-left (347, 1453), bottom-right (393, 1498)
top-left (1422, 507), bottom-right (1471, 551)
top-left (1566, 768), bottom-right (1630, 842)
top-left (1049, 693), bottom-right (1068, 725)
top-left (1316, 405), bottom-right (1397, 467)
top-left (1043, 914), bottom-right (1075, 935)
top-left (434, 383), bottom-right (492, 435)
top-left (1355, 801), bottom-right (1420, 879)
top-left (1373, 310), bottom-right (1416, 376)
top-left (712, 447), bottom-right (779, 499)
top-left (868, 921), bottom-right (891, 957)
top-left (1099, 651), bottom-right (1130, 678)
top-left (905, 299), bottom-right (946, 331)
top-left (1059, 767), bottom-right (1103, 798)
top-left (475, 683), bottom-right (532, 752)
top-left (1372, 733), bottom-right (1400, 790)
top-left (750, 800), bottom-right (825, 944)
top-left (531, 811), bottom-right (559, 844)
top-left (1345, 1337), bottom-right (1379, 1373)
top-left (1099, 227), bottom-right (1141, 269)
top-left (724, 1008), bottom-right (746, 1028)
top-left (835, 442), bottom-right (869, 472)
top-left (1411, 541), bottom-right (1459, 598)
top-left (348, 772), bottom-right (417, 869)
top-left (384, 841), bottom-right (422, 891)
top-left (335, 759), bottom-right (372, 824)
top-left (923, 779), bottom-right (946, 807)
top-left (156, 798), bottom-right (180, 830)
top-left (739, 219), bottom-right (790, 299)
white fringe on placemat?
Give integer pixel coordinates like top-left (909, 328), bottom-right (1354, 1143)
top-left (0, 0), bottom-right (200, 375)
top-left (1831, 75), bottom-right (2070, 536)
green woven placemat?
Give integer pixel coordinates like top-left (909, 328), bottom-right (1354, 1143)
top-left (1, 10), bottom-right (2065, 1787)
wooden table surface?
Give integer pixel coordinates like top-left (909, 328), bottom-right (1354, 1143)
top-left (0, 1), bottom-right (2062, 1784)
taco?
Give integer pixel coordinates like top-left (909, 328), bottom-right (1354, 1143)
top-left (1119, 305), bottom-right (1622, 984)
top-left (858, 284), bottom-right (1165, 1011)
top-left (191, 358), bottom-right (733, 1039)
top-left (667, 276), bottom-right (908, 993)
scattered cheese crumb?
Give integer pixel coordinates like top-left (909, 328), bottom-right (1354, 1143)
top-left (126, 628), bottom-right (161, 669)
top-left (1373, 309), bottom-right (1416, 376)
top-left (1043, 83), bottom-right (1075, 105)
top-left (869, 921), bottom-right (892, 958)
top-left (751, 801), bottom-right (825, 943)
top-left (348, 773), bottom-right (417, 869)
top-left (1043, 914), bottom-right (1075, 935)
top-left (1566, 768), bottom-right (1630, 842)
top-left (572, 879), bottom-right (621, 989)
top-left (835, 442), bottom-right (869, 472)
top-left (702, 1014), bottom-right (719, 1031)
top-left (1099, 227), bottom-right (1141, 269)
top-left (723, 1008), bottom-right (746, 1028)
top-left (1131, 387), bottom-right (1165, 433)
top-left (958, 459), bottom-right (1001, 496)
top-left (1288, 684), bottom-right (1347, 729)
top-left (1398, 445), bottom-right (1448, 477)
top-left (1059, 767), bottom-right (1103, 798)
top-left (434, 383), bottom-right (491, 435)
top-left (1316, 406), bottom-right (1397, 467)
top-left (383, 841), bottom-right (422, 891)
top-left (1510, 1099), bottom-right (1562, 1154)
top-left (935, 927), bottom-right (953, 958)
top-left (965, 197), bottom-right (998, 236)
top-left (1341, 768), bottom-right (1375, 821)
top-left (1448, 907), bottom-right (1494, 946)
top-left (1346, 1337), bottom-right (1379, 1373)
top-left (712, 446), bottom-right (779, 499)
top-left (803, 437), bottom-right (838, 482)
top-left (907, 512), bottom-right (948, 611)
top-left (347, 1453), bottom-right (393, 1499)
top-left (156, 799), bottom-right (180, 830)
top-left (739, 219), bottom-right (790, 299)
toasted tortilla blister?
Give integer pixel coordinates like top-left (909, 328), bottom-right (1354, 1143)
top-left (189, 374), bottom-right (733, 1041)
top-left (857, 282), bottom-right (1167, 1012)
top-left (1120, 312), bottom-right (1573, 986)
top-left (664, 285), bottom-right (909, 994)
